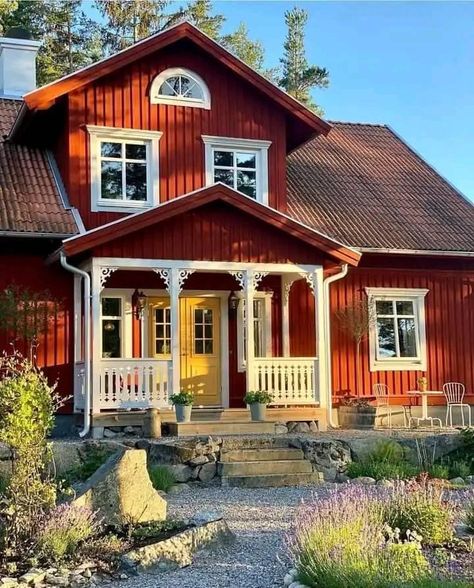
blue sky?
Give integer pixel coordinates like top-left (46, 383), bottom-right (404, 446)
top-left (213, 1), bottom-right (474, 201)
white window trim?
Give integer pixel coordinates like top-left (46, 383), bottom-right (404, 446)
top-left (236, 292), bottom-right (272, 372)
top-left (202, 135), bottom-right (271, 205)
top-left (365, 287), bottom-right (429, 372)
top-left (149, 67), bottom-right (211, 109)
top-left (100, 290), bottom-right (133, 359)
top-left (87, 125), bottom-right (162, 213)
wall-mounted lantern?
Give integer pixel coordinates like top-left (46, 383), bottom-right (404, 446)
top-left (132, 289), bottom-right (147, 319)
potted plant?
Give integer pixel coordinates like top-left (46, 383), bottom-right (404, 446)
top-left (244, 390), bottom-right (273, 421)
top-left (338, 394), bottom-right (377, 429)
top-left (169, 390), bottom-right (194, 423)
top-left (417, 376), bottom-right (428, 392)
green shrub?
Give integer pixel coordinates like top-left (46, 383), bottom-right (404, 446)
top-left (149, 465), bottom-right (176, 492)
top-left (64, 444), bottom-right (114, 483)
top-left (427, 464), bottom-right (450, 480)
top-left (448, 460), bottom-right (471, 479)
top-left (36, 504), bottom-right (100, 563)
top-left (370, 439), bottom-right (406, 464)
top-left (384, 479), bottom-right (453, 545)
top-left (347, 459), bottom-right (418, 480)
top-left (465, 499), bottom-right (474, 532)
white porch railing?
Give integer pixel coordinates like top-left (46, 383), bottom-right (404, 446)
top-left (74, 361), bottom-right (86, 411)
top-left (96, 359), bottom-right (172, 410)
top-left (252, 358), bottom-right (318, 405)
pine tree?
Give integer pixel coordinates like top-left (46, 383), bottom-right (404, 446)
top-left (279, 6), bottom-right (329, 114)
top-left (0, 0), bottom-right (18, 34)
top-left (186, 0), bottom-right (224, 39)
top-left (221, 22), bottom-right (264, 71)
top-left (4, 0), bottom-right (103, 85)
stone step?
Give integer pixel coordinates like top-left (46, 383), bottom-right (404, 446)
top-left (220, 448), bottom-right (304, 462)
top-left (221, 472), bottom-right (323, 488)
top-left (219, 459), bottom-right (313, 477)
top-left (166, 420), bottom-right (275, 437)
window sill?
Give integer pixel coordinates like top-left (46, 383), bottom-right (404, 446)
top-left (370, 360), bottom-right (426, 372)
top-left (92, 201), bottom-right (154, 214)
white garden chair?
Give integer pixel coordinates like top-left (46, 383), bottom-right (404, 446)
top-left (373, 383), bottom-right (413, 428)
top-left (443, 382), bottom-right (472, 428)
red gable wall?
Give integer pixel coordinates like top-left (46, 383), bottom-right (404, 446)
top-left (54, 40), bottom-right (288, 230)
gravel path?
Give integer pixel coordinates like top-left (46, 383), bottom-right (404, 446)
top-left (119, 484), bottom-right (325, 588)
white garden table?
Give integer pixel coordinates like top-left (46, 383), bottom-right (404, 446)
top-left (407, 390), bottom-right (444, 428)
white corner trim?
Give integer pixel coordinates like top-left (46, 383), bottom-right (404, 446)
top-left (149, 67), bottom-right (211, 109)
top-left (202, 135), bottom-right (271, 206)
top-left (87, 125), bottom-right (162, 213)
top-left (236, 291), bottom-right (272, 372)
top-left (366, 287), bottom-right (429, 372)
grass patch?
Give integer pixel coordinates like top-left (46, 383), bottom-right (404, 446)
top-left (63, 444), bottom-right (114, 484)
top-left (346, 440), bottom-right (418, 480)
top-left (149, 465), bottom-right (176, 493)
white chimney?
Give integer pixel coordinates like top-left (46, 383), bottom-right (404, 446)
top-left (0, 36), bottom-right (41, 98)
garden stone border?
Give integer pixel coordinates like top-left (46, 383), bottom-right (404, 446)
top-left (121, 516), bottom-right (234, 572)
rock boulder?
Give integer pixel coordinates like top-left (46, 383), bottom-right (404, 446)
top-left (73, 448), bottom-right (166, 526)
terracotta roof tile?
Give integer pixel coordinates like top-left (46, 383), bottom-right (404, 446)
top-left (287, 122), bottom-right (474, 253)
top-left (0, 98), bottom-right (77, 236)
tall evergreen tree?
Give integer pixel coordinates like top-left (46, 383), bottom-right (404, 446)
top-left (4, 0), bottom-right (102, 85)
top-left (279, 6), bottom-right (329, 114)
top-left (221, 22), bottom-right (264, 71)
top-left (0, 0), bottom-right (18, 33)
top-left (186, 0), bottom-right (224, 39)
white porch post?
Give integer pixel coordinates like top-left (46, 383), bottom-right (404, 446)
top-left (281, 274), bottom-right (298, 357)
top-left (169, 268), bottom-right (181, 395)
top-left (90, 263), bottom-right (102, 415)
top-left (245, 270), bottom-right (255, 394)
top-left (313, 268), bottom-right (326, 409)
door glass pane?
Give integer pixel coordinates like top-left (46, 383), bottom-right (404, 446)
top-left (125, 162), bottom-right (147, 201)
top-left (398, 318), bottom-right (417, 357)
top-left (377, 318), bottom-right (396, 357)
top-left (154, 306), bottom-right (171, 355)
top-left (102, 320), bottom-right (121, 358)
top-left (102, 298), bottom-right (121, 316)
top-left (396, 301), bottom-right (414, 316)
top-left (101, 161), bottom-right (122, 200)
top-left (194, 307), bottom-right (213, 355)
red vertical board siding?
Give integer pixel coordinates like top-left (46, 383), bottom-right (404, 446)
top-left (330, 265), bottom-right (474, 403)
top-left (54, 43), bottom-right (287, 229)
top-left (0, 250), bottom-right (74, 411)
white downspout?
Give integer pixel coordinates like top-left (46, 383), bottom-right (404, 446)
top-left (60, 253), bottom-right (91, 438)
top-left (323, 264), bottom-right (349, 428)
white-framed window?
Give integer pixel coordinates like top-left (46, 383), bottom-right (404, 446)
top-left (101, 297), bottom-right (123, 358)
top-left (149, 67), bottom-right (211, 109)
top-left (365, 287), bottom-right (429, 372)
top-left (202, 135), bottom-right (271, 204)
top-left (237, 293), bottom-right (272, 370)
top-left (87, 125), bottom-right (162, 213)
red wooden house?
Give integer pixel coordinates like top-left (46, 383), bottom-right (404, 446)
top-left (1, 23), bottom-right (473, 435)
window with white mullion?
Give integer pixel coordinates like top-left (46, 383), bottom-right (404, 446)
top-left (212, 148), bottom-right (258, 199)
top-left (375, 298), bottom-right (419, 360)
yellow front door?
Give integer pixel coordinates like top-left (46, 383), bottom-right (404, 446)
top-left (180, 297), bottom-right (221, 406)
top-left (148, 296), bottom-right (221, 406)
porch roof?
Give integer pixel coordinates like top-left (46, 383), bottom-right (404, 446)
top-left (62, 184), bottom-right (361, 266)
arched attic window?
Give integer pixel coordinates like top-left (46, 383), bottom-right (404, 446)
top-left (149, 67), bottom-right (211, 109)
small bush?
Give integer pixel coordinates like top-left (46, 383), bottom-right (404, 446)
top-left (384, 478), bottom-right (453, 545)
top-left (465, 499), bottom-right (474, 532)
top-left (79, 533), bottom-right (125, 563)
top-left (149, 465), bottom-right (176, 493)
top-left (427, 464), bottom-right (450, 480)
top-left (64, 444), bottom-right (114, 483)
top-left (35, 504), bottom-right (100, 563)
top-left (448, 460), bottom-right (471, 479)
top-left (347, 459), bottom-right (418, 481)
top-left (371, 439), bottom-right (406, 463)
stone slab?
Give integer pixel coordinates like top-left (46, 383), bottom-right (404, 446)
top-left (219, 459), bottom-right (313, 477)
top-left (167, 421), bottom-right (276, 436)
top-left (220, 448), bottom-right (304, 462)
top-left (221, 472), bottom-right (323, 488)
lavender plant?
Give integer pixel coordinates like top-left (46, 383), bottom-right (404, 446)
top-left (35, 504), bottom-right (101, 563)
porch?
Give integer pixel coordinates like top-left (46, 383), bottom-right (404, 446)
top-left (73, 258), bottom-right (327, 419)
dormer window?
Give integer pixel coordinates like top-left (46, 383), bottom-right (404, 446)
top-left (150, 67), bottom-right (211, 109)
top-left (87, 126), bottom-right (162, 213)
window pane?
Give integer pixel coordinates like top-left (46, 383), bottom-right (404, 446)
top-left (126, 144), bottom-right (146, 160)
top-left (160, 76), bottom-right (180, 96)
top-left (377, 318), bottom-right (396, 357)
top-left (236, 152), bottom-right (256, 168)
top-left (396, 301), bottom-right (414, 316)
top-left (101, 142), bottom-right (121, 158)
top-left (195, 340), bottom-right (204, 354)
top-left (376, 300), bottom-right (393, 315)
top-left (102, 298), bottom-right (121, 316)
top-left (156, 325), bottom-right (163, 338)
top-left (237, 170), bottom-right (257, 198)
top-left (254, 321), bottom-right (263, 357)
top-left (102, 320), bottom-right (121, 358)
top-left (214, 168), bottom-right (234, 187)
top-left (195, 324), bottom-right (203, 339)
top-left (214, 151), bottom-right (233, 167)
top-left (195, 309), bottom-right (203, 323)
top-left (205, 325), bottom-right (212, 338)
top-left (253, 299), bottom-right (263, 318)
top-left (204, 340), bottom-right (213, 354)
top-left (398, 318), bottom-right (417, 357)
top-left (204, 309), bottom-right (213, 324)
top-left (155, 308), bottom-right (164, 322)
top-left (101, 161), bottom-right (122, 200)
top-left (181, 76), bottom-right (203, 99)
top-left (125, 162), bottom-right (147, 201)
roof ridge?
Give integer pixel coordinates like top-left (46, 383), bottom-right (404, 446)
top-left (326, 120), bottom-right (389, 128)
